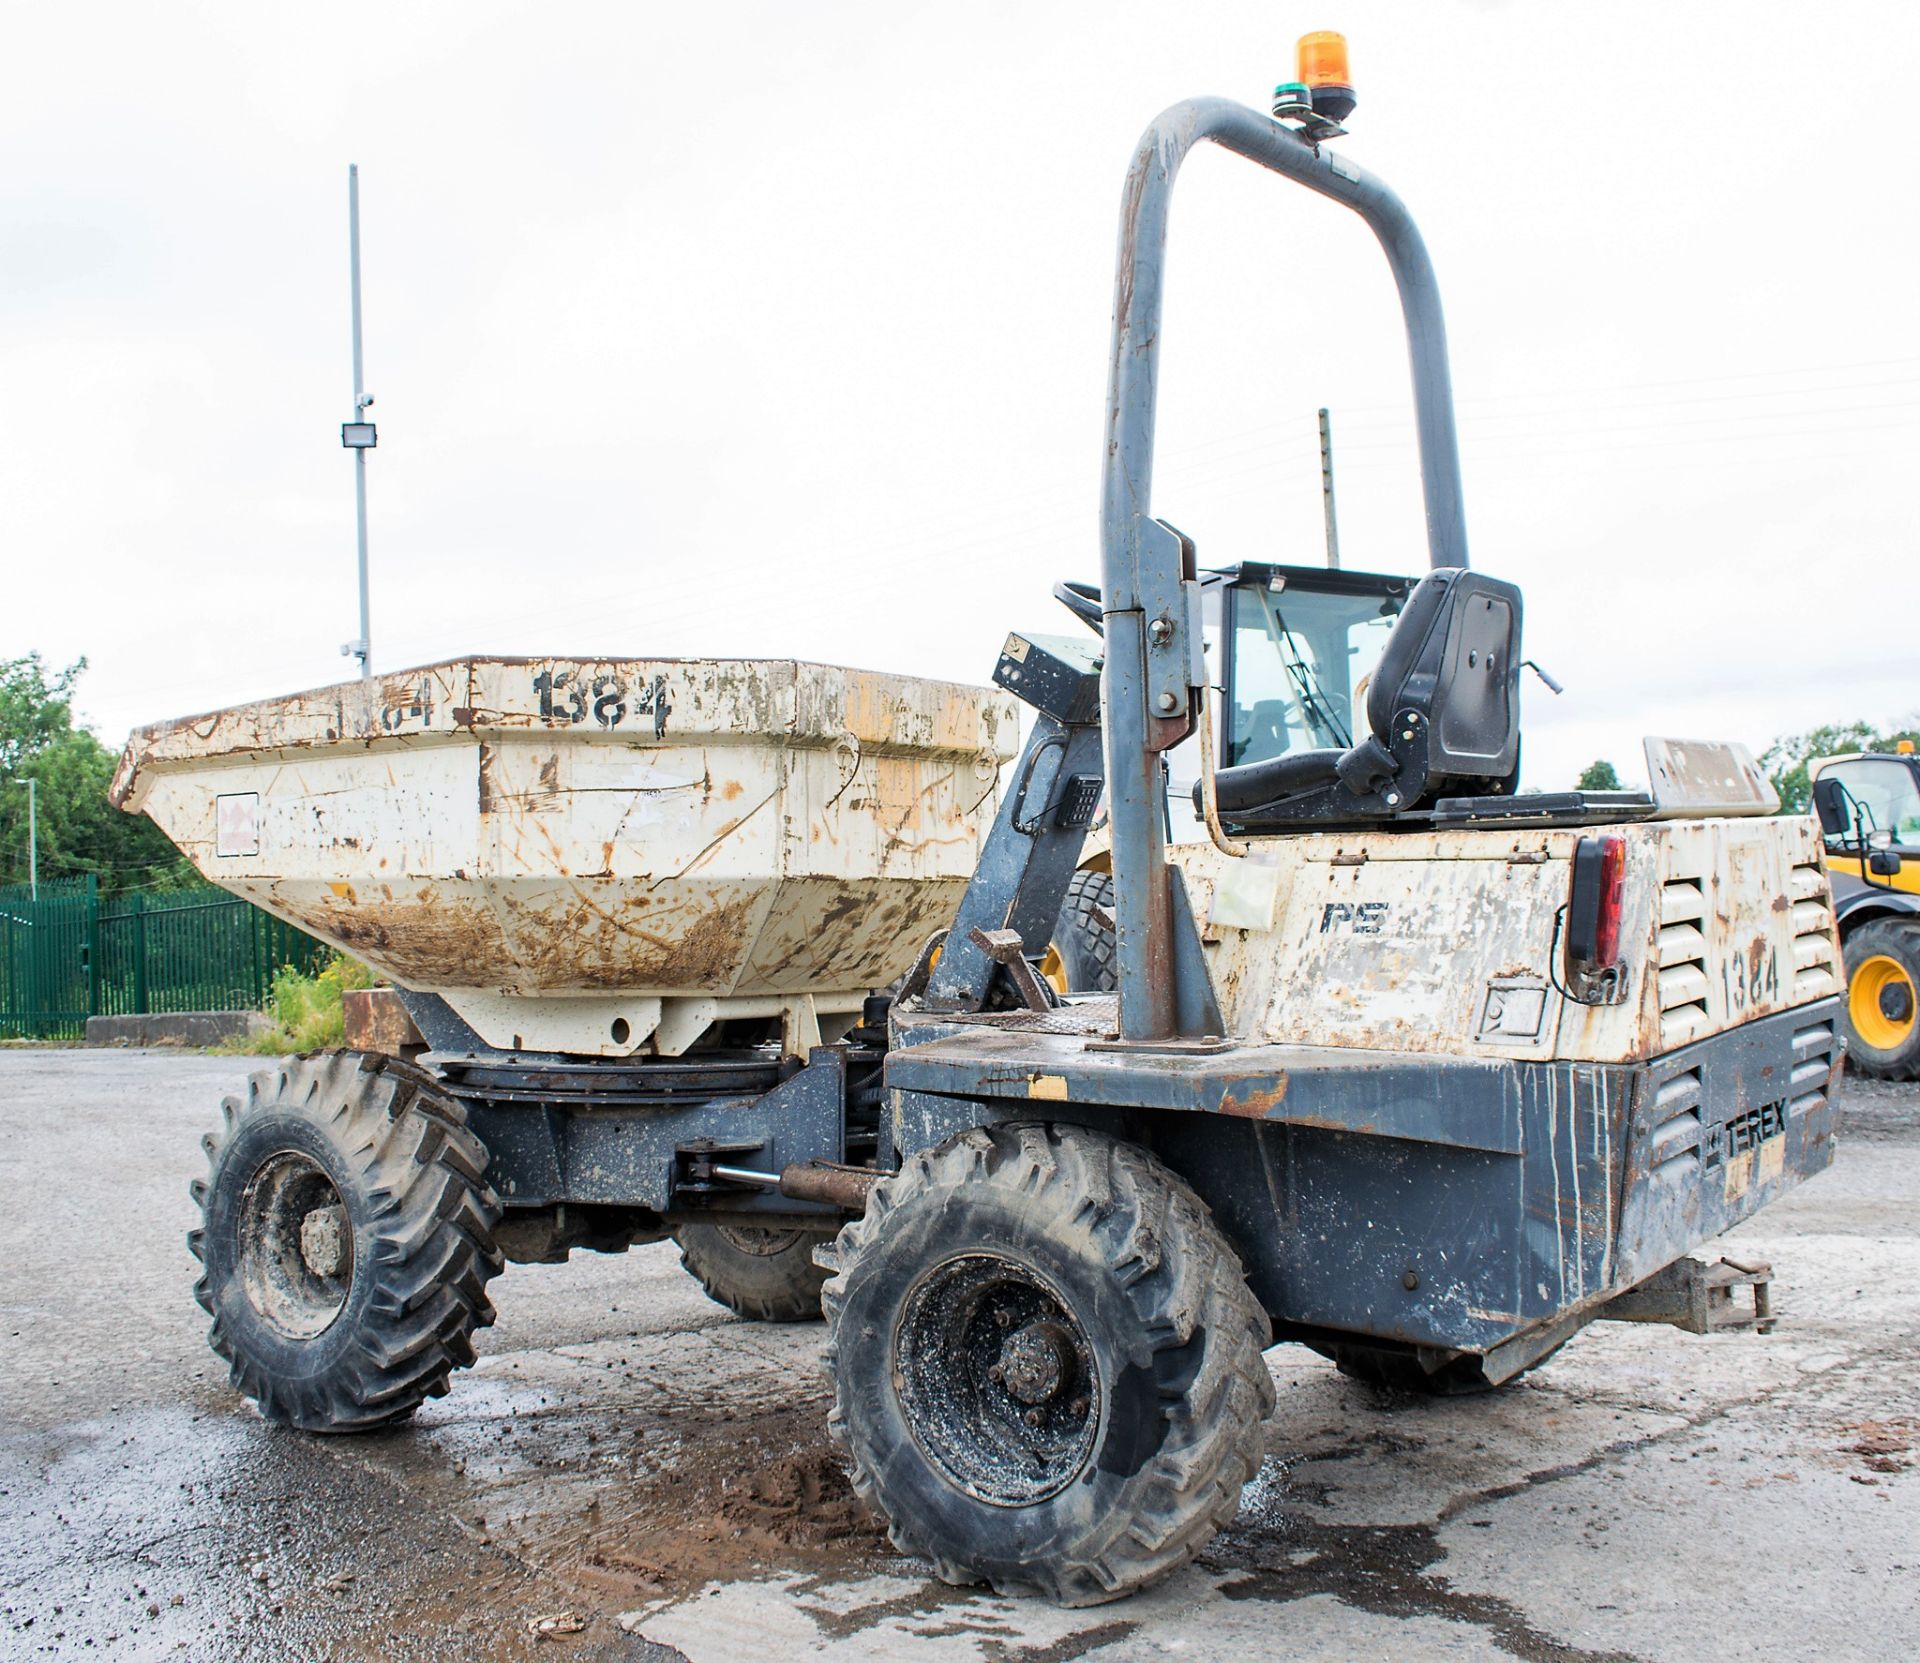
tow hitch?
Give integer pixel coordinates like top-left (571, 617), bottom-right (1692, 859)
top-left (1602, 1256), bottom-right (1776, 1335)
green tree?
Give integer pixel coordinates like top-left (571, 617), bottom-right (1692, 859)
top-left (1576, 759), bottom-right (1622, 791)
top-left (1761, 719), bottom-right (1920, 814)
top-left (0, 654), bottom-right (196, 895)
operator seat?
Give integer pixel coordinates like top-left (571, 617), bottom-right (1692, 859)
top-left (1235, 699), bottom-right (1294, 764)
top-left (1199, 567), bottom-right (1523, 829)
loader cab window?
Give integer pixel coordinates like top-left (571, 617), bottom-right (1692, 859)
top-left (1223, 574), bottom-right (1407, 768)
top-left (1819, 758), bottom-right (1920, 845)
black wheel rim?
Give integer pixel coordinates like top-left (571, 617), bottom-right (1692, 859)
top-left (716, 1223), bottom-right (809, 1257)
top-left (895, 1252), bottom-right (1100, 1506)
top-left (238, 1151), bottom-right (354, 1340)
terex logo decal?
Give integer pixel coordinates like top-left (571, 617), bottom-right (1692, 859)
top-left (1320, 901), bottom-right (1390, 935)
top-left (1703, 1100), bottom-right (1789, 1166)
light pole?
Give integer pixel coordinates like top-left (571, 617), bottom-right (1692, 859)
top-left (340, 162), bottom-right (377, 679)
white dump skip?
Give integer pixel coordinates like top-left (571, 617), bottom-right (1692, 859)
top-left (113, 657), bottom-right (1019, 1056)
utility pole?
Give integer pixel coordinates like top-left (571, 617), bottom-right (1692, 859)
top-left (1317, 406), bottom-right (1341, 570)
top-left (25, 778), bottom-right (36, 900)
top-left (340, 163), bottom-right (377, 678)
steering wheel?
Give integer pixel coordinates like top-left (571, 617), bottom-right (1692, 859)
top-left (1053, 581), bottom-right (1104, 636)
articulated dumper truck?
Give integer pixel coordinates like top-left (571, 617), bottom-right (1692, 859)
top-left (116, 41), bottom-right (1842, 1605)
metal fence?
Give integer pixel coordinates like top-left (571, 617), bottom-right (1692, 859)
top-left (0, 876), bottom-right (330, 1040)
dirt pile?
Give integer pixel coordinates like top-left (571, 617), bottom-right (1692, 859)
top-left (578, 1401), bottom-right (891, 1598)
top-left (1843, 1418), bottom-right (1916, 1479)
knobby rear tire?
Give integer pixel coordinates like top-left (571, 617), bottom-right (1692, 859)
top-left (676, 1220), bottom-right (832, 1322)
top-left (189, 1052), bottom-right (504, 1432)
top-left (1049, 870), bottom-right (1118, 994)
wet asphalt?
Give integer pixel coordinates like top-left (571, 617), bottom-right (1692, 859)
top-left (1, 1048), bottom-right (1915, 1662)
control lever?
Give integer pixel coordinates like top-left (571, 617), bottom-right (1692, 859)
top-left (967, 928), bottom-right (1054, 1014)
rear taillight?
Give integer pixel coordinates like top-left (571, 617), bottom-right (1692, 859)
top-left (1566, 833), bottom-right (1627, 984)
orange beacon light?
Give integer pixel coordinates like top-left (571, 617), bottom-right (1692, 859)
top-left (1297, 31), bottom-right (1355, 122)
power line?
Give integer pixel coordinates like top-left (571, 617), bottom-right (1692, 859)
top-left (70, 348), bottom-right (1920, 710)
top-left (1158, 378), bottom-right (1920, 464)
top-left (1334, 351), bottom-right (1920, 416)
top-left (400, 363), bottom-right (1920, 650)
top-left (1326, 396), bottom-right (1920, 447)
top-left (1146, 365), bottom-right (1920, 463)
top-left (1149, 416), bottom-right (1918, 500)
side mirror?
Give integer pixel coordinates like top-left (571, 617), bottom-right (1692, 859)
top-left (1871, 848), bottom-right (1904, 877)
top-left (1812, 775), bottom-right (1851, 839)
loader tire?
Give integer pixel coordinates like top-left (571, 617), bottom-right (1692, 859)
top-left (820, 1122), bottom-right (1274, 1606)
top-left (1045, 870), bottom-right (1117, 994)
top-left (676, 1221), bottom-right (832, 1322)
top-left (189, 1052), bottom-right (503, 1432)
top-left (1840, 919), bottom-right (1920, 1079)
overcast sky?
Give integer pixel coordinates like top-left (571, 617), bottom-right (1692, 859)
top-left (4, 1), bottom-right (1916, 791)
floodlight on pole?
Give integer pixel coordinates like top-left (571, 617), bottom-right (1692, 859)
top-left (341, 162), bottom-right (375, 679)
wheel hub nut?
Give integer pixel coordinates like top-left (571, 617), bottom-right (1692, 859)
top-left (998, 1319), bottom-right (1074, 1404)
top-left (300, 1205), bottom-right (348, 1278)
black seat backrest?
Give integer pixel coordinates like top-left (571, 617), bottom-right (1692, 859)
top-left (1365, 567), bottom-right (1522, 783)
top-left (1364, 570), bottom-right (1452, 738)
top-left (1435, 579), bottom-right (1521, 771)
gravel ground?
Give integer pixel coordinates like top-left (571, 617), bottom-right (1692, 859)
top-left (1, 1047), bottom-right (1914, 1662)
